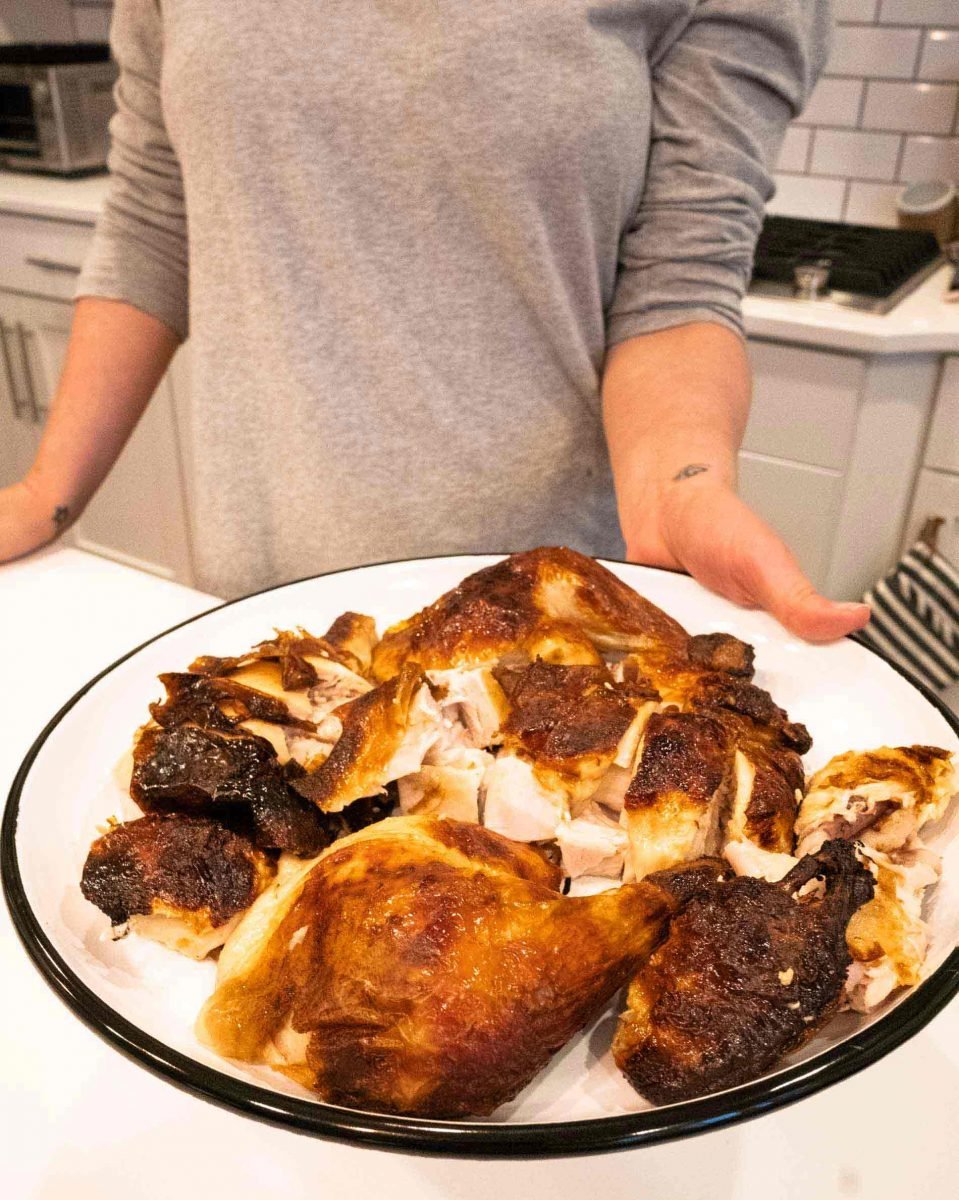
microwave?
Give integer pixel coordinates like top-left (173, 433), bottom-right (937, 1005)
top-left (0, 43), bottom-right (117, 175)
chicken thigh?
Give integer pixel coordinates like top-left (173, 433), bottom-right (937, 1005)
top-left (196, 815), bottom-right (717, 1117)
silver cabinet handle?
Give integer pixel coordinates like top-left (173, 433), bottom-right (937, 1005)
top-left (0, 320), bottom-right (28, 421)
top-left (14, 323), bottom-right (41, 424)
top-left (24, 256), bottom-right (82, 275)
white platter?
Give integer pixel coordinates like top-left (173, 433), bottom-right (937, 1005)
top-left (3, 555), bottom-right (959, 1156)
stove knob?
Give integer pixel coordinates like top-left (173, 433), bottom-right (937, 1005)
top-left (793, 259), bottom-right (832, 300)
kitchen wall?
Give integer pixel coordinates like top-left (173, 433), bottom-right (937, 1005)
top-left (771, 0), bottom-right (959, 226)
top-left (0, 0), bottom-right (111, 45)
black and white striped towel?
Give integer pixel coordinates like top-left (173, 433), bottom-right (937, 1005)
top-left (858, 539), bottom-right (959, 691)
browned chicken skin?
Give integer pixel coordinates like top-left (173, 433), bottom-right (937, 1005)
top-left (613, 839), bottom-right (874, 1104)
top-left (370, 546), bottom-right (688, 683)
top-left (196, 815), bottom-right (722, 1118)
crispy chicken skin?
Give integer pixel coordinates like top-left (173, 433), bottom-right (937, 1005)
top-left (370, 546), bottom-right (688, 683)
top-left (80, 814), bottom-right (276, 959)
top-left (196, 816), bottom-right (716, 1118)
top-left (614, 840), bottom-right (874, 1103)
top-left (624, 710), bottom-right (730, 879)
top-left (489, 659), bottom-right (656, 816)
top-left (190, 616), bottom-right (379, 686)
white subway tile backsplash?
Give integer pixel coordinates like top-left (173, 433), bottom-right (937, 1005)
top-left (825, 25), bottom-right (922, 80)
top-left (919, 30), bottom-right (959, 82)
top-left (845, 182), bottom-right (903, 226)
top-left (768, 174), bottom-right (847, 220)
top-left (810, 129), bottom-right (902, 180)
top-left (798, 78), bottom-right (865, 127)
top-left (879, 0), bottom-right (959, 26)
top-left (863, 81), bottom-right (958, 134)
top-left (835, 0), bottom-right (879, 19)
top-left (777, 126), bottom-right (812, 172)
top-left (899, 135), bottom-right (959, 182)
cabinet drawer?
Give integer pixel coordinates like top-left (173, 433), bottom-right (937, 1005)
top-left (0, 211), bottom-right (95, 301)
top-left (738, 451), bottom-right (844, 591)
top-left (925, 357), bottom-right (959, 475)
top-left (745, 340), bottom-right (863, 471)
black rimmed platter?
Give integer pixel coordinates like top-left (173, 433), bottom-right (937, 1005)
top-left (4, 555), bottom-right (959, 1157)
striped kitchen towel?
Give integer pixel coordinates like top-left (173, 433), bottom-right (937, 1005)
top-left (858, 532), bottom-right (959, 691)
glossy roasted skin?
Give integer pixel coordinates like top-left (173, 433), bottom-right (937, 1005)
top-left (797, 744), bottom-right (956, 856)
top-left (196, 816), bottom-right (710, 1118)
top-left (370, 546), bottom-right (688, 682)
top-left (80, 814), bottom-right (275, 931)
top-left (614, 839), bottom-right (874, 1103)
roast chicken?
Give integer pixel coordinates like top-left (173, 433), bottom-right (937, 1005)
top-left (196, 815), bottom-right (723, 1117)
top-left (78, 548), bottom-right (956, 1115)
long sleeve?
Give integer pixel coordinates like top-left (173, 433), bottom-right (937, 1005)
top-left (606, 0), bottom-right (831, 346)
top-left (75, 0), bottom-right (189, 341)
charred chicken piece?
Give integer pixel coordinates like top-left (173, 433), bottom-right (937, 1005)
top-left (613, 839), bottom-right (874, 1104)
top-left (130, 721), bottom-right (334, 856)
top-left (80, 814), bottom-right (275, 960)
top-left (370, 546), bottom-right (688, 683)
top-left (196, 816), bottom-right (717, 1118)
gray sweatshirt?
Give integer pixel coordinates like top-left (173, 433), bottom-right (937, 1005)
top-left (77, 0), bottom-right (829, 598)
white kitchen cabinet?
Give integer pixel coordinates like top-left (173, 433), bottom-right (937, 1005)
top-left (925, 357), bottom-right (959, 477)
top-left (745, 342), bottom-right (863, 471)
top-left (0, 292), bottom-right (195, 584)
top-left (902, 468), bottom-right (959, 570)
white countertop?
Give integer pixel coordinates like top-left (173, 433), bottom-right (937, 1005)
top-left (1, 170), bottom-right (958, 356)
top-left (743, 264), bottom-right (959, 356)
top-left (2, 546), bottom-right (958, 1199)
top-left (0, 169), bottom-right (110, 224)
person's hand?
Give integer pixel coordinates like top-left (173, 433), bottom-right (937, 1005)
top-left (624, 475), bottom-right (870, 643)
top-left (0, 478), bottom-right (63, 564)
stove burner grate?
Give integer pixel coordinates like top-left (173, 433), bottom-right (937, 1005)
top-left (752, 216), bottom-right (941, 300)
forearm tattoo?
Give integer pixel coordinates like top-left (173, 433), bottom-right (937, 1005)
top-left (52, 504), bottom-right (70, 532)
top-left (672, 464), bottom-right (710, 482)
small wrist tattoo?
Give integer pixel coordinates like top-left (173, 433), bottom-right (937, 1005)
top-left (52, 504), bottom-right (70, 531)
top-left (672, 463), bottom-right (710, 483)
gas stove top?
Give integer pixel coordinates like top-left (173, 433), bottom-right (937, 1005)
top-left (749, 215), bottom-right (943, 314)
